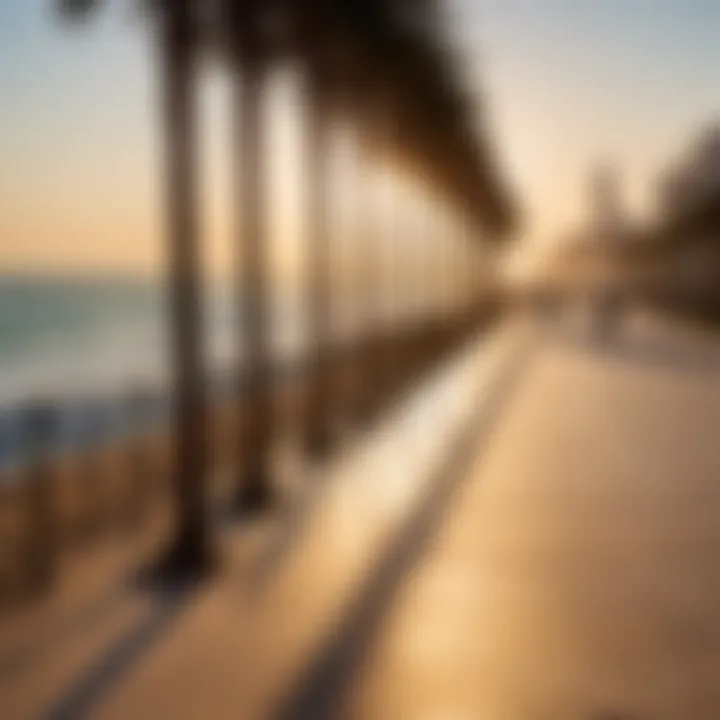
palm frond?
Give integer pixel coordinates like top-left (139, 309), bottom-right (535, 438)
top-left (57, 0), bottom-right (101, 20)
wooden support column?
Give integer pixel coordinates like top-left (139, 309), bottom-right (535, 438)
top-left (230, 6), bottom-right (274, 511)
top-left (304, 78), bottom-right (334, 457)
top-left (154, 0), bottom-right (213, 577)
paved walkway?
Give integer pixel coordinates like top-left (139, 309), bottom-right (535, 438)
top-left (345, 310), bottom-right (720, 720)
top-left (4, 311), bottom-right (720, 719)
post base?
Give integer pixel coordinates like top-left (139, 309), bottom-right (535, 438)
top-left (303, 424), bottom-right (336, 460)
top-left (233, 471), bottom-right (275, 515)
top-left (138, 533), bottom-right (217, 591)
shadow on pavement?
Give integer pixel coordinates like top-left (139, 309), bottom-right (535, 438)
top-left (0, 579), bottom-right (130, 685)
top-left (44, 581), bottom-right (194, 720)
top-left (550, 318), bottom-right (720, 374)
top-left (271, 345), bottom-right (529, 720)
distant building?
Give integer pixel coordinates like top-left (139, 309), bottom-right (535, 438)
top-left (639, 123), bottom-right (720, 303)
top-left (547, 128), bottom-right (720, 310)
top-left (544, 164), bottom-right (637, 293)
top-left (588, 164), bottom-right (633, 243)
top-left (657, 124), bottom-right (720, 222)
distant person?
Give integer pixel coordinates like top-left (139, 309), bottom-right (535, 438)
top-left (595, 288), bottom-right (623, 341)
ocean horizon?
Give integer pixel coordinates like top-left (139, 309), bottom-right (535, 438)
top-left (0, 273), bottom-right (341, 400)
top-left (0, 273), bottom-right (308, 472)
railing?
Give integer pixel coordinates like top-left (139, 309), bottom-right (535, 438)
top-left (0, 293), bottom-right (501, 604)
top-left (0, 0), bottom-right (518, 596)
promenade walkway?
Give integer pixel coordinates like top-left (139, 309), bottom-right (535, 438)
top-left (3, 310), bottom-right (720, 719)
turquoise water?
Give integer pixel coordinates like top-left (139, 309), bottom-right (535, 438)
top-left (0, 277), bottom-right (166, 468)
top-left (0, 276), bottom-right (163, 374)
top-left (0, 276), bottom-right (313, 470)
top-left (0, 277), bottom-right (173, 404)
top-left (0, 275), bottom-right (310, 403)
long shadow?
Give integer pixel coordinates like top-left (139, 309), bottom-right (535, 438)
top-left (243, 464), bottom-right (328, 593)
top-left (271, 345), bottom-right (529, 720)
top-left (43, 582), bottom-right (194, 720)
top-left (550, 320), bottom-right (720, 375)
top-left (243, 351), bottom-right (460, 595)
top-left (0, 579), bottom-right (131, 685)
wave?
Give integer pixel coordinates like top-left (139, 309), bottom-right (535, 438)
top-left (0, 276), bottom-right (310, 473)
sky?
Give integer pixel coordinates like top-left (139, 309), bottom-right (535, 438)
top-left (0, 0), bottom-right (719, 277)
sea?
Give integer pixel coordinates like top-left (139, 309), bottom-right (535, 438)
top-left (0, 275), bottom-right (309, 472)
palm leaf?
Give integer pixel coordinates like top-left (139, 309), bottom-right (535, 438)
top-left (58, 0), bottom-right (101, 19)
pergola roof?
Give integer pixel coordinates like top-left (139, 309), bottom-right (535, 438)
top-left (61, 0), bottom-right (517, 238)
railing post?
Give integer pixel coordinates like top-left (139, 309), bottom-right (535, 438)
top-left (22, 401), bottom-right (59, 594)
top-left (123, 389), bottom-right (157, 530)
top-left (75, 399), bottom-right (111, 541)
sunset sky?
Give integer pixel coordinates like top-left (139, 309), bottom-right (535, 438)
top-left (1, 0), bottom-right (719, 277)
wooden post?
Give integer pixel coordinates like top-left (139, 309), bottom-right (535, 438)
top-left (75, 399), bottom-right (108, 541)
top-left (123, 388), bottom-right (156, 530)
top-left (153, 0), bottom-right (212, 576)
top-left (228, 1), bottom-right (274, 511)
top-left (355, 104), bottom-right (385, 423)
top-left (22, 402), bottom-right (59, 595)
top-left (304, 79), bottom-right (334, 456)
